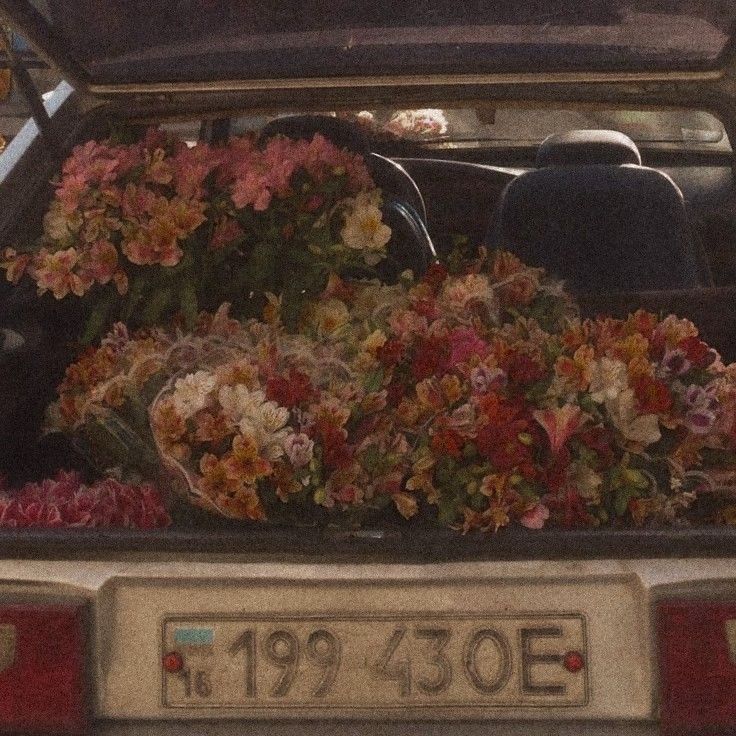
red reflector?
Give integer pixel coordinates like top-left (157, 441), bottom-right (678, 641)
top-left (658, 599), bottom-right (736, 736)
top-left (0, 603), bottom-right (88, 735)
top-left (162, 650), bottom-right (184, 673)
top-left (563, 650), bottom-right (585, 673)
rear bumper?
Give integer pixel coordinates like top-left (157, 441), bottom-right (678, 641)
top-left (91, 718), bottom-right (658, 736)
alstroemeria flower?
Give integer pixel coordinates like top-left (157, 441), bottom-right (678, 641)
top-left (533, 404), bottom-right (585, 455)
top-left (588, 357), bottom-right (629, 403)
top-left (606, 388), bottom-right (661, 445)
top-left (520, 503), bottom-right (550, 530)
top-left (340, 190), bottom-right (391, 264)
top-left (172, 370), bottom-right (217, 419)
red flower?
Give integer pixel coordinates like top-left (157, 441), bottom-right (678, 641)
top-left (679, 336), bottom-right (716, 369)
top-left (377, 339), bottom-right (405, 368)
top-left (412, 298), bottom-right (438, 319)
top-left (543, 445), bottom-right (572, 493)
top-left (476, 419), bottom-right (532, 472)
top-left (632, 375), bottom-right (673, 414)
top-left (431, 428), bottom-right (464, 459)
top-left (386, 380), bottom-right (406, 406)
top-left (316, 422), bottom-right (353, 471)
top-left (505, 352), bottom-right (546, 386)
top-left (411, 336), bottom-right (450, 381)
top-left (578, 427), bottom-right (615, 470)
top-left (545, 488), bottom-right (595, 528)
top-left (266, 369), bottom-right (315, 408)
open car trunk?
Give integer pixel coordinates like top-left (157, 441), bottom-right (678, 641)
top-left (0, 84), bottom-right (735, 556)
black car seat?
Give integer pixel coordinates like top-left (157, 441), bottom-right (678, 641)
top-left (485, 130), bottom-right (710, 293)
top-left (259, 115), bottom-right (436, 277)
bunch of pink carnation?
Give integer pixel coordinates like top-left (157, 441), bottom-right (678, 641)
top-left (0, 471), bottom-right (170, 529)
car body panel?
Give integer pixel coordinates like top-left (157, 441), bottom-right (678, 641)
top-left (0, 556), bottom-right (734, 729)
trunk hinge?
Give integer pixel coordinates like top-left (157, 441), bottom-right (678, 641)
top-left (0, 26), bottom-right (57, 150)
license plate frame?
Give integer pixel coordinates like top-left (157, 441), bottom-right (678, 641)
top-left (161, 612), bottom-right (590, 712)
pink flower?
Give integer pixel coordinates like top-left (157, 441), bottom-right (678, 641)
top-left (172, 143), bottom-right (220, 199)
top-left (520, 503), bottom-right (550, 529)
top-left (33, 247), bottom-right (92, 299)
top-left (56, 172), bottom-right (89, 213)
top-left (210, 217), bottom-right (244, 250)
top-left (470, 364), bottom-right (506, 394)
top-left (284, 432), bottom-right (314, 468)
top-left (83, 240), bottom-right (118, 285)
top-left (448, 327), bottom-right (489, 366)
top-left (0, 471), bottom-right (170, 529)
top-left (533, 404), bottom-right (584, 455)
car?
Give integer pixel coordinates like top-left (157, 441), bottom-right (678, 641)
top-left (0, 2), bottom-right (736, 735)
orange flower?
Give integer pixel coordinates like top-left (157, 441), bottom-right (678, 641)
top-left (555, 344), bottom-right (594, 391)
top-left (440, 374), bottom-right (463, 404)
top-left (219, 487), bottom-right (266, 522)
top-left (151, 398), bottom-right (186, 445)
top-left (611, 333), bottom-right (649, 365)
top-left (393, 491), bottom-right (419, 519)
top-left (626, 309), bottom-right (658, 339)
top-left (479, 473), bottom-right (511, 499)
top-left (273, 461), bottom-right (302, 501)
top-left (223, 432), bottom-right (272, 484)
top-left (416, 378), bottom-right (445, 412)
top-left (198, 453), bottom-right (240, 500)
top-left (194, 411), bottom-right (232, 445)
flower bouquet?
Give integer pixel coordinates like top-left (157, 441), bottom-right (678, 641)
top-left (47, 239), bottom-right (736, 531)
top-left (2, 129), bottom-right (392, 341)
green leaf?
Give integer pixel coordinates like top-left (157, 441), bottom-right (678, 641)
top-left (364, 368), bottom-right (385, 393)
top-left (122, 272), bottom-right (150, 322)
top-left (141, 286), bottom-right (174, 326)
top-left (613, 486), bottom-right (641, 517)
top-left (437, 494), bottom-right (463, 526)
top-left (80, 291), bottom-right (114, 345)
top-left (179, 282), bottom-right (199, 330)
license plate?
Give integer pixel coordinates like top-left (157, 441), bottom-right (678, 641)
top-left (162, 613), bottom-right (588, 711)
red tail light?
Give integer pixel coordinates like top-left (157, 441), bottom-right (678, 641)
top-left (658, 599), bottom-right (736, 736)
top-left (0, 603), bottom-right (88, 735)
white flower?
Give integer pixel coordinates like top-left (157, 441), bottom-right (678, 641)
top-left (440, 273), bottom-right (497, 320)
top-left (384, 109), bottom-right (448, 137)
top-left (218, 384), bottom-right (289, 459)
top-left (589, 358), bottom-right (629, 403)
top-left (43, 201), bottom-right (82, 242)
top-left (172, 370), bottom-right (217, 419)
top-left (284, 432), bottom-right (314, 468)
top-left (257, 401), bottom-right (290, 435)
top-left (606, 388), bottom-right (661, 446)
top-left (218, 385), bottom-right (267, 426)
top-left (341, 191), bottom-right (391, 263)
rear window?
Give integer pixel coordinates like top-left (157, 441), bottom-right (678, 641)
top-left (160, 108), bottom-right (731, 153)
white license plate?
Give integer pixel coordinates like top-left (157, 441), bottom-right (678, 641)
top-left (162, 613), bottom-right (588, 711)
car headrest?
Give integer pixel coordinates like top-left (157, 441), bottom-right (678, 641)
top-left (536, 130), bottom-right (642, 167)
top-left (258, 114), bottom-right (370, 155)
top-left (486, 164), bottom-right (701, 293)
